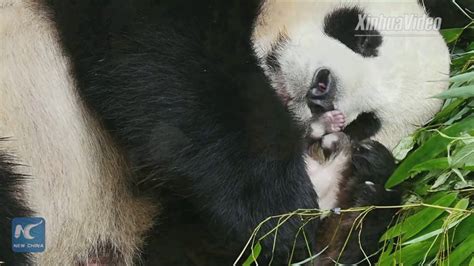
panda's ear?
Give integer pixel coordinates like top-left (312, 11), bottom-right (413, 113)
top-left (418, 0), bottom-right (472, 29)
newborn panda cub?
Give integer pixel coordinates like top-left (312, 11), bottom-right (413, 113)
top-left (306, 111), bottom-right (400, 264)
top-left (306, 110), bottom-right (395, 210)
top-left (306, 110), bottom-right (353, 211)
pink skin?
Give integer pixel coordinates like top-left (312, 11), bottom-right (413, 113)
top-left (321, 110), bottom-right (345, 133)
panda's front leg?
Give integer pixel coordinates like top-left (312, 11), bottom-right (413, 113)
top-left (335, 140), bottom-right (401, 264)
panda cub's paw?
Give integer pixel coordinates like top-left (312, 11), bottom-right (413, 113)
top-left (310, 110), bottom-right (345, 139)
top-left (322, 110), bottom-right (345, 133)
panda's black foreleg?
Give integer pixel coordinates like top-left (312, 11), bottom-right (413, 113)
top-left (0, 150), bottom-right (32, 265)
top-left (316, 139), bottom-right (401, 265)
top-left (339, 140), bottom-right (400, 265)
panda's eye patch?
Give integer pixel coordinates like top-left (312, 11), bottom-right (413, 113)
top-left (323, 7), bottom-right (382, 57)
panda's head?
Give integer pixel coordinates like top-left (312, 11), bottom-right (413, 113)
top-left (253, 1), bottom-right (450, 149)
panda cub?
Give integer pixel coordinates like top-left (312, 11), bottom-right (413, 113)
top-left (307, 109), bottom-right (396, 211)
top-left (308, 111), bottom-right (400, 264)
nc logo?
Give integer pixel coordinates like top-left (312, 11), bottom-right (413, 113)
top-left (11, 217), bottom-right (45, 253)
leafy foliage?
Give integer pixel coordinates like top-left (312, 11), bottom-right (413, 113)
top-left (379, 21), bottom-right (474, 265)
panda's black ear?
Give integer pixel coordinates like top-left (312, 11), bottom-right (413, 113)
top-left (419, 0), bottom-right (472, 29)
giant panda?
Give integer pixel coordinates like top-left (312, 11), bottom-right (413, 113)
top-left (0, 0), bottom-right (449, 265)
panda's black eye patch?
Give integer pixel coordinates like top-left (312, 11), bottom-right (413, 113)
top-left (324, 7), bottom-right (382, 57)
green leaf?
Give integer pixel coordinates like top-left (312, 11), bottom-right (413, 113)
top-left (411, 158), bottom-right (449, 173)
top-left (402, 216), bottom-right (467, 246)
top-left (445, 234), bottom-right (474, 265)
top-left (434, 85), bottom-right (474, 99)
top-left (454, 180), bottom-right (474, 189)
top-left (242, 242), bottom-right (262, 266)
top-left (381, 193), bottom-right (458, 241)
top-left (378, 240), bottom-right (439, 265)
top-left (453, 215), bottom-right (474, 245)
top-left (377, 240), bottom-right (394, 265)
top-left (444, 107), bottom-right (471, 125)
top-left (386, 117), bottom-right (474, 188)
top-left (430, 171), bottom-right (451, 189)
top-left (450, 71), bottom-right (474, 84)
top-left (432, 98), bottom-right (465, 123)
top-left (454, 198), bottom-right (470, 210)
top-left (451, 142), bottom-right (474, 167)
top-left (393, 135), bottom-right (416, 161)
top-left (441, 28), bottom-right (464, 44)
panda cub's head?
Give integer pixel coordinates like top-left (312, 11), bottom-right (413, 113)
top-left (253, 1), bottom-right (450, 149)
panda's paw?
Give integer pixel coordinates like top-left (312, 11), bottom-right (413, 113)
top-left (321, 110), bottom-right (345, 133)
top-left (352, 139), bottom-right (395, 184)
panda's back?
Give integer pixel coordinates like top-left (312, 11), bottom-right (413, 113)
top-left (0, 1), bottom-right (155, 264)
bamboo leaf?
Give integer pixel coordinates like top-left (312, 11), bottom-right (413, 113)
top-left (242, 242), bottom-right (262, 266)
top-left (450, 71), bottom-right (474, 84)
top-left (411, 158), bottom-right (449, 173)
top-left (445, 235), bottom-right (474, 266)
top-left (451, 142), bottom-right (474, 167)
top-left (434, 85), bottom-right (474, 99)
top-left (402, 216), bottom-right (467, 246)
top-left (441, 28), bottom-right (464, 44)
top-left (386, 117), bottom-right (474, 188)
top-left (378, 240), bottom-right (438, 265)
top-left (453, 215), bottom-right (474, 245)
top-left (393, 135), bottom-right (415, 161)
top-left (430, 172), bottom-right (451, 189)
top-left (381, 193), bottom-right (458, 241)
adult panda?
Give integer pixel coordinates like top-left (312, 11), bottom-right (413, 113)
top-left (0, 1), bottom-right (155, 265)
top-left (0, 0), bottom-right (449, 265)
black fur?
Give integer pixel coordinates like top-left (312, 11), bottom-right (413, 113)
top-left (324, 7), bottom-right (383, 58)
top-left (344, 112), bottom-right (382, 141)
top-left (46, 0), bottom-right (319, 264)
top-left (344, 140), bottom-right (400, 263)
top-left (420, 0), bottom-right (472, 28)
top-left (0, 147), bottom-right (32, 265)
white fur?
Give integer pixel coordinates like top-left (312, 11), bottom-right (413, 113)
top-left (310, 122), bottom-right (326, 139)
top-left (305, 151), bottom-right (349, 210)
top-left (0, 1), bottom-right (155, 264)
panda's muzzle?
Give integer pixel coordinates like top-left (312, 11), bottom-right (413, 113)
top-left (306, 68), bottom-right (335, 113)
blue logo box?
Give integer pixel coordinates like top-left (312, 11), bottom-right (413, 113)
top-left (11, 217), bottom-right (45, 253)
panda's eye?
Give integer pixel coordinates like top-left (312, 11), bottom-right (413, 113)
top-left (359, 36), bottom-right (370, 49)
top-left (356, 35), bottom-right (381, 57)
top-left (324, 7), bottom-right (382, 57)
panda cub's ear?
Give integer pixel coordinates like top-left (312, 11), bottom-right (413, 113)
top-left (323, 7), bottom-right (382, 57)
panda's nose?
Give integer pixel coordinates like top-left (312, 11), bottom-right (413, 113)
top-left (308, 68), bottom-right (332, 99)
